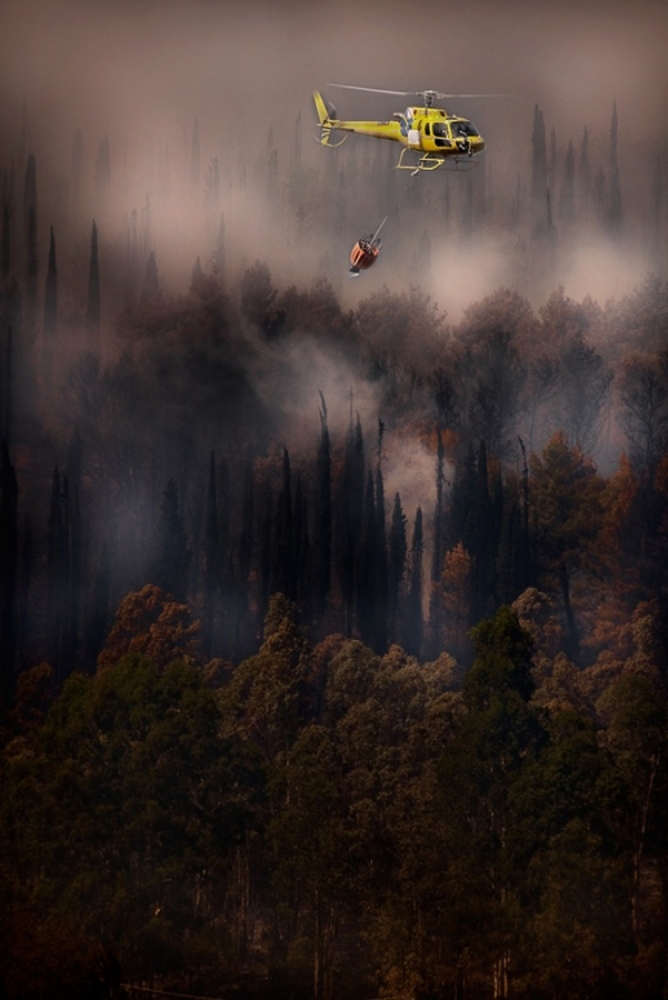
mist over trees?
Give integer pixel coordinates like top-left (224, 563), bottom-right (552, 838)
top-left (2, 84), bottom-right (668, 1000)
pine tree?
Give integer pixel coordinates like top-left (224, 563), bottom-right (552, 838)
top-left (47, 465), bottom-right (69, 683)
top-left (388, 492), bottom-right (407, 644)
top-left (405, 506), bottom-right (423, 657)
top-left (1, 172), bottom-right (11, 278)
top-left (428, 429), bottom-right (447, 655)
top-left (271, 447), bottom-right (294, 599)
top-left (530, 105), bottom-right (548, 236)
top-left (86, 219), bottom-right (101, 349)
top-left (25, 204), bottom-right (38, 327)
top-left (313, 392), bottom-right (331, 616)
top-left (0, 441), bottom-right (18, 702)
top-left (152, 479), bottom-right (190, 601)
top-left (203, 450), bottom-right (219, 658)
top-left (558, 140), bottom-right (575, 231)
top-left (65, 428), bottom-right (83, 672)
top-left (43, 225), bottom-right (57, 380)
top-left (335, 406), bottom-right (365, 635)
top-left (356, 467), bottom-right (377, 649)
top-left (212, 212), bottom-right (226, 288)
top-left (608, 100), bottom-right (623, 233)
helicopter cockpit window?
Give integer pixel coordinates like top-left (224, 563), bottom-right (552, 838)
top-left (432, 121), bottom-right (450, 147)
top-left (455, 120), bottom-right (479, 137)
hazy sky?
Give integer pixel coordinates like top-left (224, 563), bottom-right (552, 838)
top-left (3, 0), bottom-right (667, 154)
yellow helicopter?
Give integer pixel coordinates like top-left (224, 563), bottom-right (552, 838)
top-left (314, 84), bottom-right (489, 175)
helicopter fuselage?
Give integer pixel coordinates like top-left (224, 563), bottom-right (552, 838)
top-left (314, 92), bottom-right (485, 171)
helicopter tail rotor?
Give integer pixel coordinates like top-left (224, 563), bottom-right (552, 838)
top-left (313, 91), bottom-right (348, 147)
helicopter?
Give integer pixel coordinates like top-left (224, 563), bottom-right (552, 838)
top-left (314, 84), bottom-right (489, 175)
top-left (349, 216), bottom-right (387, 276)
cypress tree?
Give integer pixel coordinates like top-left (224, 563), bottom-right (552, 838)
top-left (0, 441), bottom-right (18, 702)
top-left (271, 447), bottom-right (294, 599)
top-left (47, 466), bottom-right (69, 684)
top-left (25, 204), bottom-right (38, 326)
top-left (356, 467), bottom-right (377, 649)
top-left (388, 492), bottom-right (407, 644)
top-left (428, 429), bottom-right (447, 654)
top-left (65, 428), bottom-right (82, 671)
top-left (153, 479), bottom-right (190, 601)
top-left (608, 100), bottom-right (623, 233)
top-left (335, 406), bottom-right (364, 635)
top-left (530, 104), bottom-right (548, 236)
top-left (313, 391), bottom-right (331, 616)
top-left (1, 176), bottom-right (11, 278)
top-left (405, 506), bottom-right (424, 658)
top-left (43, 225), bottom-right (57, 380)
top-left (86, 219), bottom-right (101, 349)
top-left (558, 139), bottom-right (576, 231)
top-left (374, 461), bottom-right (388, 652)
top-left (293, 473), bottom-right (310, 615)
top-left (577, 126), bottom-right (591, 220)
top-left (203, 450), bottom-right (219, 659)
top-left (213, 212), bottom-right (226, 288)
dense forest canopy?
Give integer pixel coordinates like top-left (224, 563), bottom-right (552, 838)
top-left (2, 0), bottom-right (668, 997)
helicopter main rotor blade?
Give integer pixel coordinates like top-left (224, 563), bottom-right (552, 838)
top-left (328, 84), bottom-right (510, 100)
top-left (328, 84), bottom-right (414, 96)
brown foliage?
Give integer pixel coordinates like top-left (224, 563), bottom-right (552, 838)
top-left (96, 583), bottom-right (201, 672)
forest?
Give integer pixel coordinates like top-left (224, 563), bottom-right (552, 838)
top-left (1, 77), bottom-right (668, 1000)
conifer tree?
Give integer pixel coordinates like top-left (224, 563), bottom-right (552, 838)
top-left (0, 441), bottom-right (18, 702)
top-left (25, 204), bottom-right (38, 327)
top-left (65, 428), bottom-right (82, 672)
top-left (47, 465), bottom-right (69, 683)
top-left (271, 447), bottom-right (294, 599)
top-left (152, 479), bottom-right (190, 601)
top-left (428, 429), bottom-right (447, 655)
top-left (608, 100), bottom-right (623, 233)
top-left (577, 125), bottom-right (591, 220)
top-left (213, 212), bottom-right (226, 288)
top-left (1, 173), bottom-right (11, 278)
top-left (405, 506), bottom-right (423, 657)
top-left (293, 474), bottom-right (310, 616)
top-left (313, 392), bottom-right (331, 616)
top-left (203, 450), bottom-right (219, 659)
top-left (530, 104), bottom-right (548, 236)
top-left (86, 219), bottom-right (101, 349)
top-left (388, 492), bottom-right (407, 644)
top-left (335, 407), bottom-right (365, 635)
top-left (356, 467), bottom-right (378, 649)
top-left (558, 139), bottom-right (576, 231)
top-left (43, 225), bottom-right (57, 380)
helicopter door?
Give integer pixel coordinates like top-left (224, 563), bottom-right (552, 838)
top-left (407, 125), bottom-right (421, 148)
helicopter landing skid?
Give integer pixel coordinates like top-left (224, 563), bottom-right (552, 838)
top-left (396, 148), bottom-right (478, 174)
